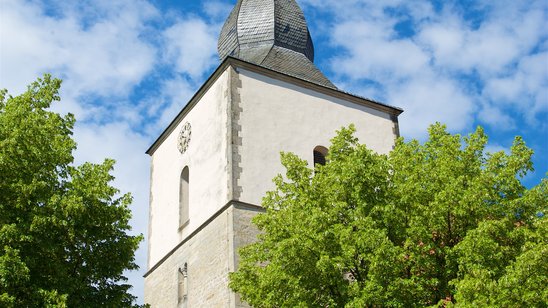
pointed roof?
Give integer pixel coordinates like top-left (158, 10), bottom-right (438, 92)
top-left (217, 0), bottom-right (336, 89)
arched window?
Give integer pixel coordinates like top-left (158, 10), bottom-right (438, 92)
top-left (313, 146), bottom-right (328, 166)
top-left (179, 167), bottom-right (189, 228)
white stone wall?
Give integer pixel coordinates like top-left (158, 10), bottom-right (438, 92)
top-left (145, 206), bottom-right (232, 307)
top-left (235, 68), bottom-right (398, 206)
top-left (148, 70), bottom-right (232, 268)
top-left (232, 204), bottom-right (263, 308)
top-left (144, 203), bottom-right (262, 308)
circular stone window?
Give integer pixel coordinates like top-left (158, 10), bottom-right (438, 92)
top-left (177, 122), bottom-right (191, 154)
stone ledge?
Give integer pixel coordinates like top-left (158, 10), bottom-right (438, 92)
top-left (144, 200), bottom-right (264, 278)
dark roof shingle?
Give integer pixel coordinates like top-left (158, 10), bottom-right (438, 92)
top-left (217, 0), bottom-right (336, 89)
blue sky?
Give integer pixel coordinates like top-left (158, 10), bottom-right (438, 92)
top-left (1, 0), bottom-right (547, 303)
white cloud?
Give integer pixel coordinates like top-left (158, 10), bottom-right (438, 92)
top-left (202, 0), bottom-right (233, 20)
top-left (155, 77), bottom-right (196, 127)
top-left (388, 76), bottom-right (476, 137)
top-left (0, 0), bottom-right (158, 102)
top-left (331, 21), bottom-right (430, 81)
top-left (324, 17), bottom-right (475, 138)
top-left (163, 18), bottom-right (218, 80)
top-left (483, 51), bottom-right (548, 124)
top-left (301, 0), bottom-right (547, 139)
top-left (418, 8), bottom-right (545, 77)
top-left (477, 103), bottom-right (516, 130)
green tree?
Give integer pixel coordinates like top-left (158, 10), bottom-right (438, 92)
top-left (0, 75), bottom-right (142, 307)
top-left (230, 124), bottom-right (547, 307)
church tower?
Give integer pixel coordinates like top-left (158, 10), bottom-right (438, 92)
top-left (144, 0), bottom-right (402, 306)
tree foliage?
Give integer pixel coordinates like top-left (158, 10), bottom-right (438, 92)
top-left (0, 75), bottom-right (142, 307)
top-left (230, 124), bottom-right (547, 307)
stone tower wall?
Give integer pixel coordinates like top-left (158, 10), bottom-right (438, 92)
top-left (234, 67), bottom-right (399, 206)
top-left (147, 70), bottom-right (232, 268)
top-left (144, 202), bottom-right (262, 307)
top-left (145, 61), bottom-right (401, 307)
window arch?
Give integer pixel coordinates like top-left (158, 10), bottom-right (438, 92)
top-left (179, 167), bottom-right (189, 228)
top-left (313, 146), bottom-right (328, 166)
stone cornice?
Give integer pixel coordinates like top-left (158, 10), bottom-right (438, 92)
top-left (143, 200), bottom-right (264, 278)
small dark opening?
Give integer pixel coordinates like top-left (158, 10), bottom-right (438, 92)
top-left (283, 24), bottom-right (291, 33)
top-left (313, 146), bottom-right (328, 166)
top-left (179, 167), bottom-right (189, 228)
top-left (313, 150), bottom-right (326, 166)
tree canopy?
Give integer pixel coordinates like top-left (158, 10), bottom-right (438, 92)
top-left (230, 124), bottom-right (547, 307)
top-left (0, 75), bottom-right (142, 307)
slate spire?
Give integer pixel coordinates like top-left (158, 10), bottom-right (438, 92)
top-left (218, 0), bottom-right (336, 89)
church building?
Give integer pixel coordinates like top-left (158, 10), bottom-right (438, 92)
top-left (144, 0), bottom-right (403, 306)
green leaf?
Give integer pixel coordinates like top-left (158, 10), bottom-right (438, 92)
top-left (230, 123), bottom-right (547, 307)
top-left (0, 75), bottom-right (142, 307)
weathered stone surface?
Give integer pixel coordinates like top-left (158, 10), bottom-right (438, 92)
top-left (145, 208), bottom-right (230, 307)
top-left (144, 203), bottom-right (262, 307)
top-left (232, 204), bottom-right (263, 307)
